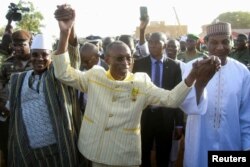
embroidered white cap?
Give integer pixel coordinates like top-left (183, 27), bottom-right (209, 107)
top-left (206, 22), bottom-right (231, 37)
top-left (31, 34), bottom-right (53, 51)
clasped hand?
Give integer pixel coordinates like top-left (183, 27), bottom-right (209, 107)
top-left (192, 55), bottom-right (221, 87)
top-left (54, 4), bottom-right (74, 21)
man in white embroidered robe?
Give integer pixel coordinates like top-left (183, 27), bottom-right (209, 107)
top-left (183, 22), bottom-right (250, 167)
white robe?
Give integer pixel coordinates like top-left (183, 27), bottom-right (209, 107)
top-left (184, 58), bottom-right (250, 167)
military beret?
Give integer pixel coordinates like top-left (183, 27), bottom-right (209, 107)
top-left (206, 22), bottom-right (231, 37)
top-left (86, 35), bottom-right (102, 43)
top-left (12, 30), bottom-right (32, 42)
top-left (187, 34), bottom-right (199, 41)
top-left (237, 33), bottom-right (248, 40)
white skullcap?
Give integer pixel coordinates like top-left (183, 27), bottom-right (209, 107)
top-left (180, 35), bottom-right (187, 42)
top-left (31, 34), bottom-right (53, 51)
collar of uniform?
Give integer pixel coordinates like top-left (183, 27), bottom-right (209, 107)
top-left (106, 70), bottom-right (133, 81)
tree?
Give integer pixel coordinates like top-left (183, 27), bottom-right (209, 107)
top-left (15, 1), bottom-right (44, 34)
top-left (0, 27), bottom-right (4, 37)
top-left (213, 11), bottom-right (250, 29)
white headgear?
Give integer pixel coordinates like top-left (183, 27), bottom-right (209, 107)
top-left (31, 34), bottom-right (53, 51)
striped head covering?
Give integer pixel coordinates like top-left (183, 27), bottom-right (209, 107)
top-left (206, 22), bottom-right (231, 37)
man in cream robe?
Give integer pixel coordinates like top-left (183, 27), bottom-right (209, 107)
top-left (51, 5), bottom-right (220, 167)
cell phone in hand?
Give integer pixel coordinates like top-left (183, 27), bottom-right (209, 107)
top-left (140, 6), bottom-right (148, 21)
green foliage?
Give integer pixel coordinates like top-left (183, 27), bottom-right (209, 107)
top-left (0, 27), bottom-right (4, 37)
top-left (213, 11), bottom-right (250, 29)
top-left (15, 1), bottom-right (44, 34)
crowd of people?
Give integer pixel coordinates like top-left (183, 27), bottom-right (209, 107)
top-left (0, 3), bottom-right (249, 167)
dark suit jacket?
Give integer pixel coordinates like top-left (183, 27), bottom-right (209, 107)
top-left (132, 55), bottom-right (184, 130)
top-left (100, 59), bottom-right (109, 70)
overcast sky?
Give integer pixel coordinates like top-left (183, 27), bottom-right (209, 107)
top-left (1, 0), bottom-right (249, 38)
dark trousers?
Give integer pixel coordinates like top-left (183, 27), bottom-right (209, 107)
top-left (141, 109), bottom-right (173, 167)
top-left (0, 118), bottom-right (9, 167)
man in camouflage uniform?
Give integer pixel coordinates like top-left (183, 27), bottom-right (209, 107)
top-left (230, 33), bottom-right (250, 70)
top-left (177, 34), bottom-right (207, 63)
top-left (0, 34), bottom-right (13, 67)
top-left (0, 29), bottom-right (32, 166)
top-left (0, 24), bottom-right (13, 67)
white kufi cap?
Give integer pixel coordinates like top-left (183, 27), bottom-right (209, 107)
top-left (31, 34), bottom-right (53, 51)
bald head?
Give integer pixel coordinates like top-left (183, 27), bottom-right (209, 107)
top-left (102, 37), bottom-right (115, 54)
top-left (80, 42), bottom-right (99, 56)
top-left (105, 41), bottom-right (131, 58)
top-left (80, 42), bottom-right (100, 70)
top-left (118, 35), bottom-right (135, 54)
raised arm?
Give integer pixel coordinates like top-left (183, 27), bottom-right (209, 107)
top-left (54, 4), bottom-right (75, 55)
top-left (139, 18), bottom-right (149, 45)
top-left (52, 4), bottom-right (89, 93)
top-left (54, 4), bottom-right (80, 69)
top-left (136, 18), bottom-right (150, 57)
top-left (145, 55), bottom-right (220, 110)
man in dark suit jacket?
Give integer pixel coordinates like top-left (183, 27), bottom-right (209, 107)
top-left (132, 32), bottom-right (184, 167)
top-left (79, 42), bottom-right (109, 114)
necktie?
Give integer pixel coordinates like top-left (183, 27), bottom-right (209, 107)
top-left (154, 61), bottom-right (161, 87)
top-left (79, 91), bottom-right (86, 113)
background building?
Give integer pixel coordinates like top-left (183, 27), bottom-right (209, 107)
top-left (134, 21), bottom-right (187, 39)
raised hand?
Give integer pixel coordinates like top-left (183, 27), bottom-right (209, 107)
top-left (54, 4), bottom-right (76, 55)
top-left (139, 17), bottom-right (149, 45)
top-left (54, 4), bottom-right (75, 32)
top-left (184, 56), bottom-right (221, 104)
